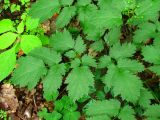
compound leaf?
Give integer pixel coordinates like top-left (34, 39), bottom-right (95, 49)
top-left (38, 108), bottom-right (62, 120)
top-left (50, 29), bottom-right (74, 52)
top-left (104, 27), bottom-right (121, 46)
top-left (98, 55), bottom-right (112, 68)
top-left (77, 0), bottom-right (91, 6)
top-left (0, 19), bottom-right (14, 34)
top-left (17, 21), bottom-right (24, 34)
top-left (60, 0), bottom-right (74, 6)
top-left (29, 47), bottom-right (61, 66)
top-left (26, 17), bottom-right (39, 31)
top-left (90, 40), bottom-right (104, 52)
top-left (118, 105), bottom-right (136, 120)
top-left (91, 8), bottom-right (122, 29)
top-left (20, 35), bottom-right (42, 54)
top-left (63, 111), bottom-right (80, 120)
top-left (70, 58), bottom-right (81, 68)
top-left (29, 0), bottom-right (60, 22)
top-left (113, 70), bottom-right (142, 103)
top-left (142, 46), bottom-right (160, 64)
top-left (43, 64), bottom-right (66, 101)
top-left (110, 43), bottom-right (136, 59)
top-left (56, 6), bottom-right (76, 28)
top-left (129, 0), bottom-right (160, 24)
top-left (85, 99), bottom-right (120, 119)
top-left (0, 48), bottom-right (16, 81)
top-left (133, 22), bottom-right (156, 44)
top-left (117, 59), bottom-right (144, 73)
top-left (138, 88), bottom-right (153, 108)
top-left (149, 65), bottom-right (160, 76)
top-left (74, 36), bottom-right (86, 54)
top-left (0, 32), bottom-right (18, 49)
top-left (104, 66), bottom-right (143, 103)
top-left (144, 104), bottom-right (160, 120)
top-left (81, 55), bottom-right (97, 67)
top-left (66, 66), bottom-right (94, 101)
top-left (11, 56), bottom-right (47, 90)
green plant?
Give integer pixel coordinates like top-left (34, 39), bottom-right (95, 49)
top-left (38, 96), bottom-right (80, 120)
top-left (1, 0), bottom-right (160, 120)
top-left (3, 0), bottom-right (30, 13)
top-left (0, 110), bottom-right (7, 120)
top-left (0, 15), bottom-right (47, 81)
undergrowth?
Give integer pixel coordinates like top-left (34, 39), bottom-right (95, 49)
top-left (0, 0), bottom-right (160, 120)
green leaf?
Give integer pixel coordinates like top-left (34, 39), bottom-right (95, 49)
top-left (54, 96), bottom-right (80, 119)
top-left (17, 21), bottom-right (24, 34)
top-left (81, 55), bottom-right (97, 67)
top-left (65, 50), bottom-right (76, 59)
top-left (85, 99), bottom-right (120, 119)
top-left (60, 0), bottom-right (74, 6)
top-left (98, 56), bottom-right (112, 68)
top-left (78, 5), bottom-right (100, 40)
top-left (96, 91), bottom-right (105, 100)
top-left (153, 33), bottom-right (160, 48)
top-left (99, 0), bottom-right (136, 13)
top-left (117, 59), bottom-right (144, 73)
top-left (56, 6), bottom-right (76, 28)
top-left (66, 66), bottom-right (94, 101)
top-left (0, 32), bottom-right (17, 49)
top-left (63, 111), bottom-right (80, 120)
top-left (0, 48), bottom-right (16, 81)
top-left (11, 56), bottom-right (47, 90)
top-left (128, 0), bottom-right (160, 24)
top-left (98, 0), bottom-right (111, 9)
top-left (83, 24), bottom-right (103, 41)
top-left (43, 91), bottom-right (58, 102)
top-left (104, 65), bottom-right (143, 103)
top-left (118, 105), bottom-right (136, 120)
top-left (74, 36), bottom-right (86, 54)
top-left (29, 0), bottom-right (60, 22)
top-left (144, 104), bottom-right (160, 119)
top-left (26, 17), bottom-right (39, 31)
top-left (112, 0), bottom-right (136, 12)
top-left (50, 29), bottom-right (74, 52)
top-left (90, 8), bottom-right (122, 29)
top-left (110, 43), bottom-right (136, 59)
top-left (70, 58), bottom-right (81, 68)
top-left (138, 88), bottom-right (153, 108)
top-left (133, 22), bottom-right (156, 44)
top-left (43, 64), bottom-right (66, 101)
top-left (82, 8), bottom-right (122, 40)
top-left (104, 27), bottom-right (121, 46)
top-left (38, 108), bottom-right (62, 120)
top-left (147, 118), bottom-right (160, 120)
top-left (77, 0), bottom-right (91, 6)
top-left (113, 71), bottom-right (143, 102)
top-left (29, 47), bottom-right (61, 66)
top-left (103, 65), bottom-right (118, 89)
top-left (0, 19), bottom-right (14, 34)
top-left (90, 40), bottom-right (104, 52)
top-left (149, 65), bottom-right (160, 76)
top-left (142, 46), bottom-right (160, 64)
top-left (55, 96), bottom-right (78, 112)
top-left (39, 35), bottom-right (49, 45)
top-left (98, 0), bottom-right (137, 11)
top-left (20, 35), bottom-right (42, 54)
top-left (87, 115), bottom-right (110, 120)
top-left (78, 4), bottom-right (97, 23)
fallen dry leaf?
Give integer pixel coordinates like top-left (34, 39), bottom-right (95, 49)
top-left (0, 84), bottom-right (19, 113)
